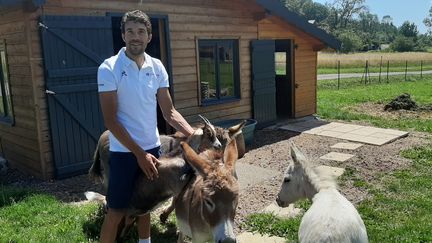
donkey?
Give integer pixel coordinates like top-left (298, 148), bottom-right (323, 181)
top-left (276, 144), bottom-right (368, 243)
top-left (175, 139), bottom-right (239, 243)
top-left (88, 115), bottom-right (226, 192)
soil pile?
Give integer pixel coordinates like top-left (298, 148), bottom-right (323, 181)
top-left (384, 93), bottom-right (417, 111)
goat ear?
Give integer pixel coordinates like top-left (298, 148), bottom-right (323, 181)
top-left (181, 141), bottom-right (211, 176)
top-left (290, 143), bottom-right (306, 166)
top-left (228, 120), bottom-right (246, 139)
top-left (223, 139), bottom-right (238, 172)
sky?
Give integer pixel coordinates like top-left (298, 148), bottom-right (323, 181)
top-left (312, 0), bottom-right (430, 34)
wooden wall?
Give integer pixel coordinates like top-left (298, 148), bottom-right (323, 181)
top-left (40, 0), bottom-right (266, 124)
top-left (0, 7), bottom-right (50, 179)
top-left (258, 15), bottom-right (323, 117)
top-left (0, 0), bottom-right (326, 178)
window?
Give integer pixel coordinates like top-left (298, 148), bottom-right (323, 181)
top-left (0, 41), bottom-right (14, 125)
top-left (198, 39), bottom-right (240, 105)
top-left (275, 52), bottom-right (286, 75)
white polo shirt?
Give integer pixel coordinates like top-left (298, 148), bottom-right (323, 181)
top-left (97, 47), bottom-right (169, 152)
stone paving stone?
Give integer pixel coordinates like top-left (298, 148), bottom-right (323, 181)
top-left (237, 232), bottom-right (286, 243)
top-left (320, 152), bottom-right (354, 162)
top-left (235, 162), bottom-right (280, 191)
top-left (331, 142), bottom-right (363, 150)
top-left (315, 165), bottom-right (345, 178)
top-left (262, 201), bottom-right (303, 219)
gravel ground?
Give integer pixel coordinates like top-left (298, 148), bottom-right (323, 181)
top-left (1, 119), bottom-right (431, 234)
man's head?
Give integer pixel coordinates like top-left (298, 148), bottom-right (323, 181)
top-left (121, 10), bottom-right (152, 57)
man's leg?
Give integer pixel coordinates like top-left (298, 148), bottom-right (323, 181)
top-left (137, 213), bottom-right (151, 241)
top-left (100, 209), bottom-right (125, 243)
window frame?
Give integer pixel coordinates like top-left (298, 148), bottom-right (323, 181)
top-left (0, 40), bottom-right (14, 125)
top-left (196, 38), bottom-right (240, 106)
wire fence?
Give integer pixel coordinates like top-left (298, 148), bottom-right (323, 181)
top-left (317, 59), bottom-right (432, 90)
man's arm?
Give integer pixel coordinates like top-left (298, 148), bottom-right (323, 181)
top-left (99, 91), bottom-right (159, 179)
top-left (157, 88), bottom-right (194, 137)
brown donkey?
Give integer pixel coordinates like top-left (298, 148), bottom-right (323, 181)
top-left (174, 139), bottom-right (239, 243)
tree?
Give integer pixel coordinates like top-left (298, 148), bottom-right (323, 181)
top-left (382, 15), bottom-right (393, 25)
top-left (399, 21), bottom-right (418, 38)
top-left (390, 36), bottom-right (415, 52)
top-left (423, 6), bottom-right (432, 34)
top-left (325, 0), bottom-right (367, 31)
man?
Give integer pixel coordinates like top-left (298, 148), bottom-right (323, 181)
top-left (97, 10), bottom-right (194, 243)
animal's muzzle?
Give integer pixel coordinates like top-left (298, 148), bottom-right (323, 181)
top-left (218, 238), bottom-right (236, 243)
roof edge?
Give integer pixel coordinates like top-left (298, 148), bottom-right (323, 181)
top-left (0, 0), bottom-right (46, 10)
top-left (256, 0), bottom-right (341, 50)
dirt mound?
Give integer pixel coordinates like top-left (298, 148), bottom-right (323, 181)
top-left (384, 93), bottom-right (418, 111)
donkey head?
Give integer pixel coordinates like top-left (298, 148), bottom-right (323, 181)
top-left (276, 143), bottom-right (310, 207)
top-left (180, 139), bottom-right (239, 243)
top-left (187, 115), bottom-right (222, 153)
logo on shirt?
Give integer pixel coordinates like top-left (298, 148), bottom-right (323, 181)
top-left (145, 72), bottom-right (160, 77)
top-left (121, 71), bottom-right (128, 77)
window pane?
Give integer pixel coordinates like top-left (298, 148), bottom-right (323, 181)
top-left (218, 42), bottom-right (234, 97)
top-left (199, 44), bottom-right (216, 100)
top-left (275, 52), bottom-right (286, 75)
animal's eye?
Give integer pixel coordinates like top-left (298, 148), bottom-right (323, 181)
top-left (284, 177), bottom-right (291, 183)
top-left (204, 198), bottom-right (215, 211)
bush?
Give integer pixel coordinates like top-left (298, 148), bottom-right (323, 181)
top-left (337, 31), bottom-right (363, 53)
top-left (390, 36), bottom-right (415, 52)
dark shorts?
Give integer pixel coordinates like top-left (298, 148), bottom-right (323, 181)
top-left (107, 146), bottom-right (160, 209)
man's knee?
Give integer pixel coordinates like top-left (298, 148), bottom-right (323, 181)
top-left (105, 209), bottom-right (126, 225)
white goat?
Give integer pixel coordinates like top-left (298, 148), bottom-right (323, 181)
top-left (276, 144), bottom-right (368, 243)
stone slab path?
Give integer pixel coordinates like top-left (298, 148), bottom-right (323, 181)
top-left (280, 121), bottom-right (408, 145)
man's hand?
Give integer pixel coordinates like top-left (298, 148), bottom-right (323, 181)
top-left (136, 151), bottom-right (160, 180)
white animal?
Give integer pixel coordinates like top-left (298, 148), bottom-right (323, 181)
top-left (276, 144), bottom-right (368, 243)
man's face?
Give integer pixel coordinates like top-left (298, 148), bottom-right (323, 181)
top-left (122, 21), bottom-right (152, 57)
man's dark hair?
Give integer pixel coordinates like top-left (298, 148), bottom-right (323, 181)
top-left (120, 10), bottom-right (152, 35)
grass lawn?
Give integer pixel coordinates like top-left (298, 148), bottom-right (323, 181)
top-left (0, 186), bottom-right (178, 242)
top-left (243, 76), bottom-right (432, 241)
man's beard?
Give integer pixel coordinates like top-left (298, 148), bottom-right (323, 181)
top-left (127, 42), bottom-right (146, 56)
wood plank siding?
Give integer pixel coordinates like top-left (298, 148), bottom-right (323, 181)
top-left (0, 8), bottom-right (50, 178)
top-left (258, 16), bottom-right (323, 117)
top-left (0, 0), bottom-right (329, 179)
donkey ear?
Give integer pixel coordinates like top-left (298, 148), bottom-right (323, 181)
top-left (223, 139), bottom-right (238, 172)
top-left (181, 141), bottom-right (211, 176)
top-left (228, 120), bottom-right (246, 139)
top-left (290, 143), bottom-right (307, 166)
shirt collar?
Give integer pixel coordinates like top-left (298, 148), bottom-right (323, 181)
top-left (119, 47), bottom-right (151, 69)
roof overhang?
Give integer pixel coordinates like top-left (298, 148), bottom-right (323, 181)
top-left (255, 0), bottom-right (341, 50)
top-left (0, 0), bottom-right (46, 11)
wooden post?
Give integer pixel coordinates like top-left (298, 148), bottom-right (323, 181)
top-left (420, 60), bottom-right (423, 78)
top-left (405, 60), bottom-right (408, 81)
top-left (379, 56), bottom-right (382, 83)
top-left (337, 60), bottom-right (340, 90)
top-left (386, 60), bottom-right (389, 82)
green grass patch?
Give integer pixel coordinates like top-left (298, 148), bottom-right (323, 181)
top-left (358, 146), bottom-right (432, 242)
top-left (243, 213), bottom-right (301, 241)
top-left (317, 75), bottom-right (432, 133)
top-left (0, 187), bottom-right (100, 242)
top-left (0, 186), bottom-right (178, 242)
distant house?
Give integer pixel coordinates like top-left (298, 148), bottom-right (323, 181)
top-left (0, 0), bottom-right (340, 179)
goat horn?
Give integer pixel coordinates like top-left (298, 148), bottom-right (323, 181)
top-left (198, 114), bottom-right (211, 126)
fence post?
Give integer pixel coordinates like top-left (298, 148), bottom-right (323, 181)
top-left (365, 60), bottom-right (369, 85)
top-left (405, 60), bottom-right (408, 81)
top-left (337, 60), bottom-right (340, 90)
top-left (420, 60), bottom-right (423, 78)
top-left (386, 60), bottom-right (389, 82)
top-left (379, 56), bottom-right (382, 83)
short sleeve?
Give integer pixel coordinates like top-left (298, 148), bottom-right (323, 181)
top-left (157, 61), bottom-right (169, 88)
top-left (97, 62), bottom-right (117, 92)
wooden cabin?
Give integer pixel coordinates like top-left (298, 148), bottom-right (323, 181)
top-left (0, 0), bottom-right (339, 179)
